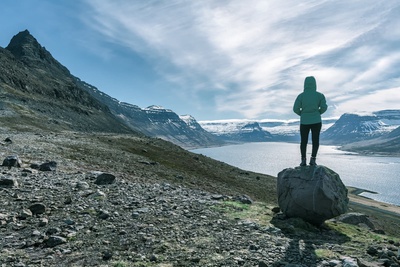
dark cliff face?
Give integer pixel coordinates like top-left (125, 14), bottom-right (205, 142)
top-left (3, 30), bottom-right (105, 110)
top-left (0, 30), bottom-right (133, 133)
top-left (6, 30), bottom-right (70, 76)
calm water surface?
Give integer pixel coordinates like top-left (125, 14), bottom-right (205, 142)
top-left (192, 142), bottom-right (400, 206)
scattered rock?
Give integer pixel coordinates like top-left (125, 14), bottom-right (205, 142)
top-left (337, 212), bottom-right (375, 229)
top-left (46, 236), bottom-right (67, 248)
top-left (39, 161), bottom-right (57, 171)
top-left (0, 177), bottom-right (18, 188)
top-left (234, 194), bottom-right (253, 204)
top-left (19, 208), bottom-right (33, 220)
top-left (28, 203), bottom-right (46, 215)
top-left (94, 173), bottom-right (116, 185)
top-left (277, 165), bottom-right (349, 225)
top-left (38, 217), bottom-right (49, 227)
top-left (102, 250), bottom-right (113, 261)
top-left (2, 155), bottom-right (22, 168)
top-left (30, 163), bottom-right (40, 169)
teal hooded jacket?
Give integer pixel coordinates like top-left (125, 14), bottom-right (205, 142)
top-left (293, 76), bottom-right (327, 125)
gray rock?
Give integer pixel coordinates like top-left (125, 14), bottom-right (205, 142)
top-left (342, 257), bottom-right (358, 267)
top-left (76, 181), bottom-right (90, 189)
top-left (46, 236), bottom-right (67, 247)
top-left (29, 203), bottom-right (46, 215)
top-left (98, 210), bottom-right (110, 220)
top-left (337, 212), bottom-right (375, 229)
top-left (19, 208), bottom-right (33, 219)
top-left (0, 177), bottom-right (18, 188)
top-left (46, 227), bottom-right (61, 236)
top-left (39, 161), bottom-right (57, 171)
top-left (38, 217), bottom-right (49, 227)
top-left (234, 194), bottom-right (253, 204)
top-left (2, 155), bottom-right (22, 168)
top-left (94, 173), bottom-right (116, 185)
top-left (277, 165), bottom-right (348, 225)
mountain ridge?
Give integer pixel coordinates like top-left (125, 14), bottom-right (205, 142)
top-left (0, 30), bottom-right (221, 148)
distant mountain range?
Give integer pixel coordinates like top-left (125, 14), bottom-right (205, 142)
top-left (200, 111), bottom-right (400, 155)
top-left (199, 118), bottom-right (336, 142)
top-left (321, 110), bottom-right (400, 144)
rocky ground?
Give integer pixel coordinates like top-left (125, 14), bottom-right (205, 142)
top-left (1, 130), bottom-right (400, 267)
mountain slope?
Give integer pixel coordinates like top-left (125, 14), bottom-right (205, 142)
top-left (341, 125), bottom-right (400, 155)
top-left (1, 30), bottom-right (221, 148)
top-left (79, 80), bottom-right (223, 149)
top-left (0, 30), bottom-right (133, 133)
top-left (322, 110), bottom-right (400, 145)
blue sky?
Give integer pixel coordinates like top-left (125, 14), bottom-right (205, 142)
top-left (1, 1), bottom-right (400, 121)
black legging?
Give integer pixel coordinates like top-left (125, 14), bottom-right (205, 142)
top-left (300, 122), bottom-right (322, 158)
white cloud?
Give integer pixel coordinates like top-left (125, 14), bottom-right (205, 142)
top-left (333, 87), bottom-right (400, 116)
top-left (83, 0), bottom-right (400, 119)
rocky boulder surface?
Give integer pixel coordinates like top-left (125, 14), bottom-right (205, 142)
top-left (277, 166), bottom-right (349, 225)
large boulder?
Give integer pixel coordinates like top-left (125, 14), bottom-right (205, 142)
top-left (277, 165), bottom-right (348, 225)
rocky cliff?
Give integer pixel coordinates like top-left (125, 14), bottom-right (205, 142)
top-left (0, 30), bottom-right (221, 148)
top-left (0, 30), bottom-right (132, 133)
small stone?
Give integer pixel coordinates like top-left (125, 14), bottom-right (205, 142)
top-left (29, 203), bottom-right (46, 215)
top-left (94, 173), bottom-right (116, 185)
top-left (2, 155), bottom-right (22, 168)
top-left (98, 210), bottom-right (110, 220)
top-left (76, 181), bottom-right (90, 189)
top-left (367, 246), bottom-right (379, 256)
top-left (0, 177), bottom-right (18, 188)
top-left (46, 227), bottom-right (61, 235)
top-left (64, 196), bottom-right (72, 205)
top-left (30, 163), bottom-right (40, 169)
top-left (38, 218), bottom-right (49, 227)
top-left (46, 236), bottom-right (67, 248)
top-left (102, 251), bottom-right (113, 261)
top-left (149, 254), bottom-right (157, 262)
top-left (64, 218), bottom-right (75, 225)
top-left (19, 209), bottom-right (33, 220)
top-left (32, 230), bottom-right (41, 236)
top-left (211, 194), bottom-right (224, 200)
top-left (235, 194), bottom-right (253, 204)
top-left (39, 161), bottom-right (57, 171)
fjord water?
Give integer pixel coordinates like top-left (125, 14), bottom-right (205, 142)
top-left (192, 142), bottom-right (400, 206)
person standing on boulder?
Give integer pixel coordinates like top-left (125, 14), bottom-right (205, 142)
top-left (293, 76), bottom-right (327, 166)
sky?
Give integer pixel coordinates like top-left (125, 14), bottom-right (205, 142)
top-left (1, 1), bottom-right (400, 121)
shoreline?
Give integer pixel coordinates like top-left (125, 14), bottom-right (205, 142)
top-left (347, 186), bottom-right (400, 216)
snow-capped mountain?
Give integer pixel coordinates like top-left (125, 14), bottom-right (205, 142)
top-left (199, 120), bottom-right (273, 142)
top-left (322, 110), bottom-right (400, 144)
top-left (200, 118), bottom-right (336, 142)
top-left (79, 81), bottom-right (223, 149)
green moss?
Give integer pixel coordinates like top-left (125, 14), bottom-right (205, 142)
top-left (214, 200), bottom-right (274, 226)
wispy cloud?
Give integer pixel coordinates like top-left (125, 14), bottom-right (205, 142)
top-left (83, 0), bottom-right (400, 119)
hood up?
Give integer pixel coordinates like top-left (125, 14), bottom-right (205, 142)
top-left (304, 76), bottom-right (317, 91)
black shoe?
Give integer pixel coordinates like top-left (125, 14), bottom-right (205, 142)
top-left (300, 157), bottom-right (307, 166)
top-left (309, 157), bottom-right (317, 166)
